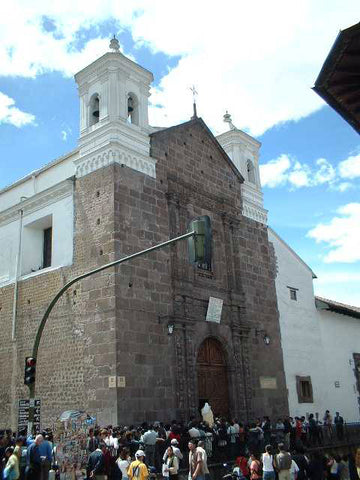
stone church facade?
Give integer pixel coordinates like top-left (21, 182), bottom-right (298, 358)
top-left (0, 39), bottom-right (288, 428)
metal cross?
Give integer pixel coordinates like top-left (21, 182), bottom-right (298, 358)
top-left (190, 85), bottom-right (198, 103)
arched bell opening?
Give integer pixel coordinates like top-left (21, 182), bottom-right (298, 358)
top-left (127, 92), bottom-right (139, 125)
top-left (89, 93), bottom-right (100, 126)
top-left (196, 337), bottom-right (230, 418)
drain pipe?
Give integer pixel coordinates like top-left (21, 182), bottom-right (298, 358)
top-left (12, 207), bottom-right (24, 341)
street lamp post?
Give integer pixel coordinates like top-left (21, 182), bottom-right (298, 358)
top-left (26, 217), bottom-right (211, 434)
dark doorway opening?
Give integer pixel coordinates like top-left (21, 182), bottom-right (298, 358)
top-left (197, 337), bottom-right (229, 418)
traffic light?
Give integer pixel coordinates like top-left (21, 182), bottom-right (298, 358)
top-left (24, 357), bottom-right (36, 386)
top-left (188, 215), bottom-right (212, 270)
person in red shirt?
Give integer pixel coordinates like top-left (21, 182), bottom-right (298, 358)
top-left (236, 455), bottom-right (249, 478)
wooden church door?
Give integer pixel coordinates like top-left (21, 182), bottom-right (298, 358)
top-left (197, 337), bottom-right (229, 418)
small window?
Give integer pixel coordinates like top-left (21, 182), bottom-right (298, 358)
top-left (288, 286), bottom-right (298, 301)
top-left (43, 227), bottom-right (52, 268)
top-left (296, 376), bottom-right (313, 403)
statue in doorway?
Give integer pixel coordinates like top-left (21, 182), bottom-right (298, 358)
top-left (201, 402), bottom-right (214, 427)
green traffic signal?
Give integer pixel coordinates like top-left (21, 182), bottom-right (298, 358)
top-left (188, 216), bottom-right (212, 270)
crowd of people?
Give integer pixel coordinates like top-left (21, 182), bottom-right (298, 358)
top-left (0, 410), bottom-right (357, 480)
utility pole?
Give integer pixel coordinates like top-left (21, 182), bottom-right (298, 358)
top-left (26, 217), bottom-right (211, 434)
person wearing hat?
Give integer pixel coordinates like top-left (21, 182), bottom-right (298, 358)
top-left (127, 450), bottom-right (148, 480)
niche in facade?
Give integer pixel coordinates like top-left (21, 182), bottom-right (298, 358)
top-left (127, 93), bottom-right (139, 125)
top-left (89, 94), bottom-right (100, 126)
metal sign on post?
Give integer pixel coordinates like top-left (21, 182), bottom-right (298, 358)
top-left (18, 399), bottom-right (41, 433)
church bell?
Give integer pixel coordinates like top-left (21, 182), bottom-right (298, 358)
top-left (128, 96), bottom-right (134, 113)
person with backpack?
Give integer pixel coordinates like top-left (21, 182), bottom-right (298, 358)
top-left (127, 450), bottom-right (148, 480)
top-left (250, 453), bottom-right (262, 480)
top-left (274, 444), bottom-right (292, 480)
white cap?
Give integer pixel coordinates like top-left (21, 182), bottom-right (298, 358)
top-left (135, 450), bottom-right (145, 458)
top-left (170, 439), bottom-right (178, 445)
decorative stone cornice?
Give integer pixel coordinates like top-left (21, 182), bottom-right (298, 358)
top-left (0, 179), bottom-right (74, 227)
top-left (74, 145), bottom-right (156, 179)
top-left (242, 201), bottom-right (268, 224)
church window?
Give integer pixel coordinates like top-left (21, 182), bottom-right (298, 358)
top-left (43, 227), bottom-right (52, 268)
top-left (288, 286), bottom-right (298, 301)
top-left (247, 160), bottom-right (256, 184)
top-left (296, 376), bottom-right (313, 403)
top-left (127, 93), bottom-right (139, 125)
top-left (89, 94), bottom-right (100, 126)
top-left (21, 214), bottom-right (53, 275)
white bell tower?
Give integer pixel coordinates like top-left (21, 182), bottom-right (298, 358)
top-left (74, 36), bottom-right (156, 178)
top-left (216, 112), bottom-right (267, 224)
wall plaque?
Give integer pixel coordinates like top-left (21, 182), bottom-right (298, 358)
top-left (108, 376), bottom-right (116, 388)
top-left (260, 376), bottom-right (277, 389)
top-left (206, 297), bottom-right (223, 323)
top-left (117, 376), bottom-right (126, 388)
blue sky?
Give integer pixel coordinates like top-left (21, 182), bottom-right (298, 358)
top-left (0, 2), bottom-right (359, 306)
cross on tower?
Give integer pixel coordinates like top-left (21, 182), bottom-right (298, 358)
top-left (190, 85), bottom-right (198, 119)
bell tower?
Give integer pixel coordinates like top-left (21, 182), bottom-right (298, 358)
top-left (74, 36), bottom-right (156, 178)
top-left (216, 112), bottom-right (267, 224)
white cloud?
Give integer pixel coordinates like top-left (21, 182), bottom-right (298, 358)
top-left (260, 155), bottom-right (337, 189)
top-left (0, 1), bottom-right (359, 134)
top-left (307, 203), bottom-right (360, 263)
top-left (314, 271), bottom-right (360, 306)
top-left (316, 271), bottom-right (360, 285)
top-left (288, 161), bottom-right (311, 187)
top-left (0, 92), bottom-right (36, 127)
top-left (338, 153), bottom-right (360, 179)
top-left (332, 182), bottom-right (353, 192)
top-left (314, 158), bottom-right (336, 185)
top-left (259, 154), bottom-right (291, 187)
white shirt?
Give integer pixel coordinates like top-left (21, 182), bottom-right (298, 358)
top-left (141, 430), bottom-right (158, 445)
top-left (105, 435), bottom-right (119, 451)
top-left (163, 446), bottom-right (183, 461)
top-left (290, 460), bottom-right (299, 480)
top-left (262, 454), bottom-right (274, 472)
top-left (227, 426), bottom-right (236, 444)
top-left (117, 458), bottom-right (131, 478)
top-left (188, 427), bottom-right (200, 438)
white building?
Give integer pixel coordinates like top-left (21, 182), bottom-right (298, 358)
top-left (269, 228), bottom-right (360, 422)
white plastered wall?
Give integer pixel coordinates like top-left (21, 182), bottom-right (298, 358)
top-left (0, 193), bottom-right (74, 284)
top-left (269, 229), bottom-right (329, 418)
top-left (317, 310), bottom-right (360, 421)
top-left (269, 228), bottom-right (360, 422)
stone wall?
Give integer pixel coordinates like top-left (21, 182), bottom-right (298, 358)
top-left (150, 118), bottom-right (288, 420)
top-left (0, 117), bottom-right (288, 429)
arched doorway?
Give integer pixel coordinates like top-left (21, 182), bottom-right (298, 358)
top-left (196, 337), bottom-right (229, 418)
